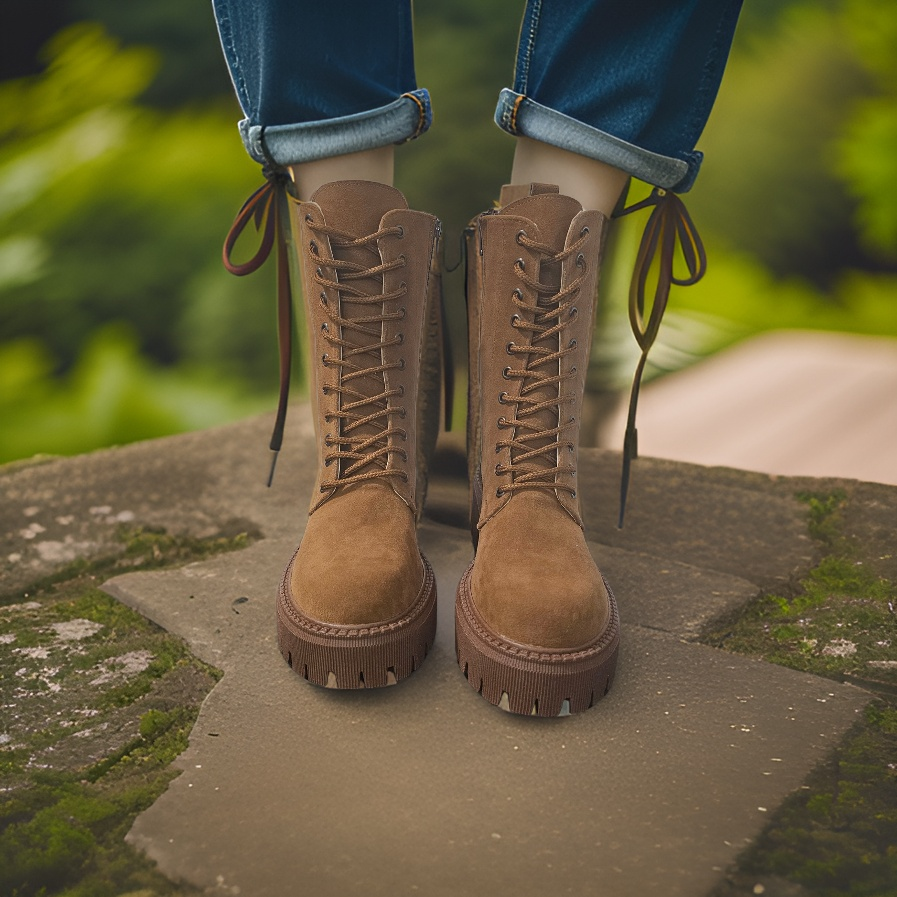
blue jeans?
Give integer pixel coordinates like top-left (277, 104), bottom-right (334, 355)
top-left (213, 0), bottom-right (742, 192)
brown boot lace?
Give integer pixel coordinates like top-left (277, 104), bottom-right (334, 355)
top-left (222, 170), bottom-right (294, 485)
top-left (306, 220), bottom-right (410, 493)
top-left (616, 187), bottom-right (706, 527)
top-left (495, 226), bottom-right (591, 499)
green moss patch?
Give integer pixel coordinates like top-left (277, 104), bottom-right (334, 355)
top-left (0, 527), bottom-right (251, 896)
top-left (705, 491), bottom-right (897, 896)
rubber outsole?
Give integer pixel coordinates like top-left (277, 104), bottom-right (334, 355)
top-left (277, 552), bottom-right (437, 689)
top-left (454, 562), bottom-right (620, 717)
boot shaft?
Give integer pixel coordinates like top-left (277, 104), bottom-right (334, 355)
top-left (290, 181), bottom-right (440, 515)
top-left (468, 185), bottom-right (608, 534)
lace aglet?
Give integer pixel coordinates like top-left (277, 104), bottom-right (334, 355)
top-left (618, 425), bottom-right (638, 529)
top-left (266, 450), bottom-right (280, 488)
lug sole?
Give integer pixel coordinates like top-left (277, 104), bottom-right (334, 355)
top-left (277, 552), bottom-right (437, 689)
top-left (455, 562), bottom-right (620, 716)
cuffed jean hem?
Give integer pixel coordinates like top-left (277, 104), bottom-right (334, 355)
top-left (495, 89), bottom-right (701, 193)
top-left (238, 88), bottom-right (432, 167)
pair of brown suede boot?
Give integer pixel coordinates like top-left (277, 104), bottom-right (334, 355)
top-left (272, 179), bottom-right (619, 717)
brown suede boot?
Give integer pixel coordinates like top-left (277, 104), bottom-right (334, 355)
top-left (276, 180), bottom-right (440, 688)
top-left (456, 184), bottom-right (620, 716)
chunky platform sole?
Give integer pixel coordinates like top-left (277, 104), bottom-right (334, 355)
top-left (277, 553), bottom-right (437, 689)
top-left (455, 562), bottom-right (620, 717)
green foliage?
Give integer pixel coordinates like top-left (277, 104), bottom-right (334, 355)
top-left (835, 0), bottom-right (897, 259)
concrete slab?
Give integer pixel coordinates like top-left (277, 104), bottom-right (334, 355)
top-left (105, 535), bottom-right (868, 897)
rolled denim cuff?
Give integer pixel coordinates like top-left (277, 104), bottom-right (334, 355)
top-left (238, 89), bottom-right (432, 168)
top-left (495, 89), bottom-right (701, 193)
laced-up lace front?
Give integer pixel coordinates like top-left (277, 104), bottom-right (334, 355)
top-left (495, 227), bottom-right (590, 498)
top-left (307, 220), bottom-right (410, 491)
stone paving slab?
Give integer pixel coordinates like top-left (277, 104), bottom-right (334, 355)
top-left (105, 529), bottom-right (867, 897)
top-left (4, 410), bottom-right (887, 895)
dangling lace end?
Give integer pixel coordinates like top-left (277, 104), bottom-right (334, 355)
top-left (222, 168), bottom-right (295, 487)
top-left (618, 353), bottom-right (647, 529)
top-left (267, 450), bottom-right (280, 489)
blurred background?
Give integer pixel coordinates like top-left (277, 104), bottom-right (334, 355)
top-left (1, 0), bottom-right (895, 467)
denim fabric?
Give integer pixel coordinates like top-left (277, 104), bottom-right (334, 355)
top-left (500, 0), bottom-right (744, 191)
top-left (212, 0), bottom-right (429, 166)
top-left (212, 0), bottom-right (742, 188)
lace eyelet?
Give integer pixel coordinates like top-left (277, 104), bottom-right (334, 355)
top-left (569, 306), bottom-right (578, 319)
top-left (576, 253), bottom-right (585, 268)
top-left (515, 229), bottom-right (527, 245)
top-left (498, 391), bottom-right (508, 404)
top-left (399, 307), bottom-right (407, 319)
top-left (506, 342), bottom-right (515, 355)
top-left (396, 333), bottom-right (404, 345)
top-left (321, 322), bottom-right (328, 332)
top-left (322, 353), bottom-right (329, 364)
top-left (580, 226), bottom-right (590, 237)
top-left (502, 366), bottom-right (511, 379)
top-left (309, 240), bottom-right (318, 254)
top-left (512, 288), bottom-right (523, 301)
top-left (571, 366), bottom-right (577, 375)
top-left (571, 490), bottom-right (577, 498)
top-left (398, 385), bottom-right (405, 397)
top-left (511, 314), bottom-right (521, 326)
top-left (494, 463), bottom-right (503, 476)
top-left (497, 416), bottom-right (509, 428)
top-left (495, 488), bottom-right (504, 498)
top-left (515, 258), bottom-right (525, 271)
top-left (568, 339), bottom-right (578, 349)
top-left (398, 254), bottom-right (406, 264)
top-left (396, 226), bottom-right (404, 238)
top-left (316, 266), bottom-right (323, 277)
top-left (320, 292), bottom-right (327, 305)
top-left (399, 358), bottom-right (406, 370)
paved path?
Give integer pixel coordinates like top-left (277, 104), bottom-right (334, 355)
top-left (605, 331), bottom-right (897, 486)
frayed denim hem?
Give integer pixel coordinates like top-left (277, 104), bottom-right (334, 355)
top-left (239, 89), bottom-right (432, 167)
top-left (495, 88), bottom-right (701, 193)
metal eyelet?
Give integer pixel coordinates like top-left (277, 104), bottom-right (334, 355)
top-left (399, 307), bottom-right (407, 319)
top-left (321, 353), bottom-right (329, 364)
top-left (398, 254), bottom-right (406, 264)
top-left (580, 226), bottom-right (590, 237)
top-left (396, 333), bottom-right (404, 345)
top-left (320, 292), bottom-right (327, 305)
top-left (506, 342), bottom-right (515, 355)
top-left (309, 240), bottom-right (318, 254)
top-left (396, 226), bottom-right (404, 238)
top-left (321, 322), bottom-right (328, 332)
top-left (512, 288), bottom-right (523, 301)
top-left (316, 266), bottom-right (323, 277)
top-left (515, 258), bottom-right (525, 271)
top-left (498, 391), bottom-right (508, 404)
top-left (571, 366), bottom-right (577, 375)
top-left (569, 306), bottom-right (578, 319)
top-left (511, 314), bottom-right (521, 326)
top-left (399, 358), bottom-right (406, 369)
top-left (515, 229), bottom-right (527, 245)
top-left (494, 463), bottom-right (503, 476)
top-left (576, 253), bottom-right (585, 268)
top-left (502, 366), bottom-right (511, 379)
top-left (569, 339), bottom-right (578, 349)
top-left (497, 416), bottom-right (509, 428)
top-left (398, 385), bottom-right (405, 397)
top-left (495, 488), bottom-right (504, 497)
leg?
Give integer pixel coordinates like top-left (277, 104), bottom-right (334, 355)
top-left (214, 1), bottom-right (441, 688)
top-left (458, 0), bottom-right (743, 715)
